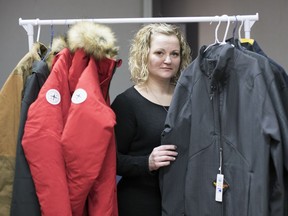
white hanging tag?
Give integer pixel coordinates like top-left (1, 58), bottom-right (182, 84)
top-left (215, 173), bottom-right (224, 202)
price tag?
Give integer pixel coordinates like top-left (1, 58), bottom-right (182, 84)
top-left (215, 174), bottom-right (224, 202)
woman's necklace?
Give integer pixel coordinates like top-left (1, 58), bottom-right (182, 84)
top-left (146, 86), bottom-right (169, 113)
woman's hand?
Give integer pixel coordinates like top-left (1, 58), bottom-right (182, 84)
top-left (148, 145), bottom-right (178, 171)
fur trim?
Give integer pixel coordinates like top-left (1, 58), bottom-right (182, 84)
top-left (45, 36), bottom-right (68, 70)
top-left (67, 21), bottom-right (118, 59)
top-left (50, 36), bottom-right (68, 54)
top-left (30, 42), bottom-right (47, 61)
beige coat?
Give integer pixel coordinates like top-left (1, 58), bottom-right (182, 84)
top-left (0, 43), bottom-right (48, 215)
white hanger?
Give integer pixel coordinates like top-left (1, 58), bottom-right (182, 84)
top-left (220, 14), bottom-right (230, 44)
top-left (238, 19), bottom-right (244, 40)
top-left (36, 18), bottom-right (41, 42)
top-left (204, 16), bottom-right (221, 52)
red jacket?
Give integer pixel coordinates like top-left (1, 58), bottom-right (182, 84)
top-left (22, 48), bottom-right (120, 215)
top-left (22, 21), bottom-right (120, 216)
top-left (22, 48), bottom-right (76, 216)
top-left (61, 56), bottom-right (119, 216)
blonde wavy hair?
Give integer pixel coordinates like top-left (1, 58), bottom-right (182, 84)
top-left (129, 23), bottom-right (192, 85)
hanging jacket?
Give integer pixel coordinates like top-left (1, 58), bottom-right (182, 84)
top-left (228, 39), bottom-right (288, 212)
top-left (0, 42), bottom-right (48, 216)
top-left (10, 37), bottom-right (66, 216)
top-left (22, 46), bottom-right (74, 216)
top-left (61, 56), bottom-right (120, 216)
top-left (159, 44), bottom-right (287, 216)
top-left (10, 58), bottom-right (50, 216)
top-left (240, 39), bottom-right (288, 86)
top-left (21, 21), bottom-right (119, 216)
top-left (227, 37), bottom-right (288, 100)
top-left (240, 48), bottom-right (288, 216)
top-left (240, 43), bottom-right (288, 216)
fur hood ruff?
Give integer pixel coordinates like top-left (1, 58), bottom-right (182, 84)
top-left (51, 21), bottom-right (118, 59)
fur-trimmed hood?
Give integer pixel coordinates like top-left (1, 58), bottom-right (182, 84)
top-left (67, 21), bottom-right (118, 59)
top-left (45, 36), bottom-right (67, 70)
top-left (46, 21), bottom-right (118, 69)
top-left (51, 21), bottom-right (118, 59)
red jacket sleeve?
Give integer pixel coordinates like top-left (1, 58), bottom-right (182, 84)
top-left (22, 49), bottom-right (73, 216)
top-left (61, 56), bottom-right (118, 215)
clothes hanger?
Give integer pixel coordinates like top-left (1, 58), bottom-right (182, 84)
top-left (213, 16), bottom-right (221, 44)
top-left (227, 15), bottom-right (243, 50)
top-left (238, 18), bottom-right (244, 40)
top-left (239, 19), bottom-right (254, 45)
top-left (204, 15), bottom-right (221, 52)
top-left (64, 19), bottom-right (70, 39)
top-left (232, 16), bottom-right (239, 40)
top-left (50, 22), bottom-right (55, 48)
top-left (35, 18), bottom-right (48, 59)
top-left (219, 14), bottom-right (230, 45)
top-left (36, 18), bottom-right (41, 42)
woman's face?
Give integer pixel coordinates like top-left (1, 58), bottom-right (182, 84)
top-left (147, 33), bottom-right (181, 82)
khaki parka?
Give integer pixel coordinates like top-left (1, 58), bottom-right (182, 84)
top-left (0, 43), bottom-right (48, 215)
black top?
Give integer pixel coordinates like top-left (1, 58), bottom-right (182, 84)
top-left (111, 86), bottom-right (168, 216)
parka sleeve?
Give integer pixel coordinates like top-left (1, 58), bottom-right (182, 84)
top-left (61, 57), bottom-right (118, 216)
top-left (21, 49), bottom-right (72, 216)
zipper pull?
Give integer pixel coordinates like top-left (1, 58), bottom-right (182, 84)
top-left (210, 93), bottom-right (214, 100)
top-left (210, 84), bottom-right (216, 100)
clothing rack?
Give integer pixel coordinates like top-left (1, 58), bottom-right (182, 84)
top-left (19, 13), bottom-right (259, 50)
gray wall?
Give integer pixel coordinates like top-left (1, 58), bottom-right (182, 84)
top-left (160, 0), bottom-right (288, 74)
top-left (1, 0), bottom-right (287, 101)
top-left (0, 0), bottom-right (143, 100)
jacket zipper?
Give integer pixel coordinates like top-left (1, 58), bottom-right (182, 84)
top-left (210, 81), bottom-right (224, 215)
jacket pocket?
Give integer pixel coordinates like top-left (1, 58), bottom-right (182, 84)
top-left (184, 139), bottom-right (252, 216)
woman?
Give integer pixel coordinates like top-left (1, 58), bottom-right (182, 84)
top-left (111, 23), bottom-right (192, 216)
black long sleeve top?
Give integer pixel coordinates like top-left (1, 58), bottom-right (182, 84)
top-left (111, 86), bottom-right (168, 216)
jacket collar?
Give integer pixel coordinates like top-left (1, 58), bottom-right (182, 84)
top-left (199, 44), bottom-right (235, 86)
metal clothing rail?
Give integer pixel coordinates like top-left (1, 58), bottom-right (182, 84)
top-left (19, 13), bottom-right (259, 50)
